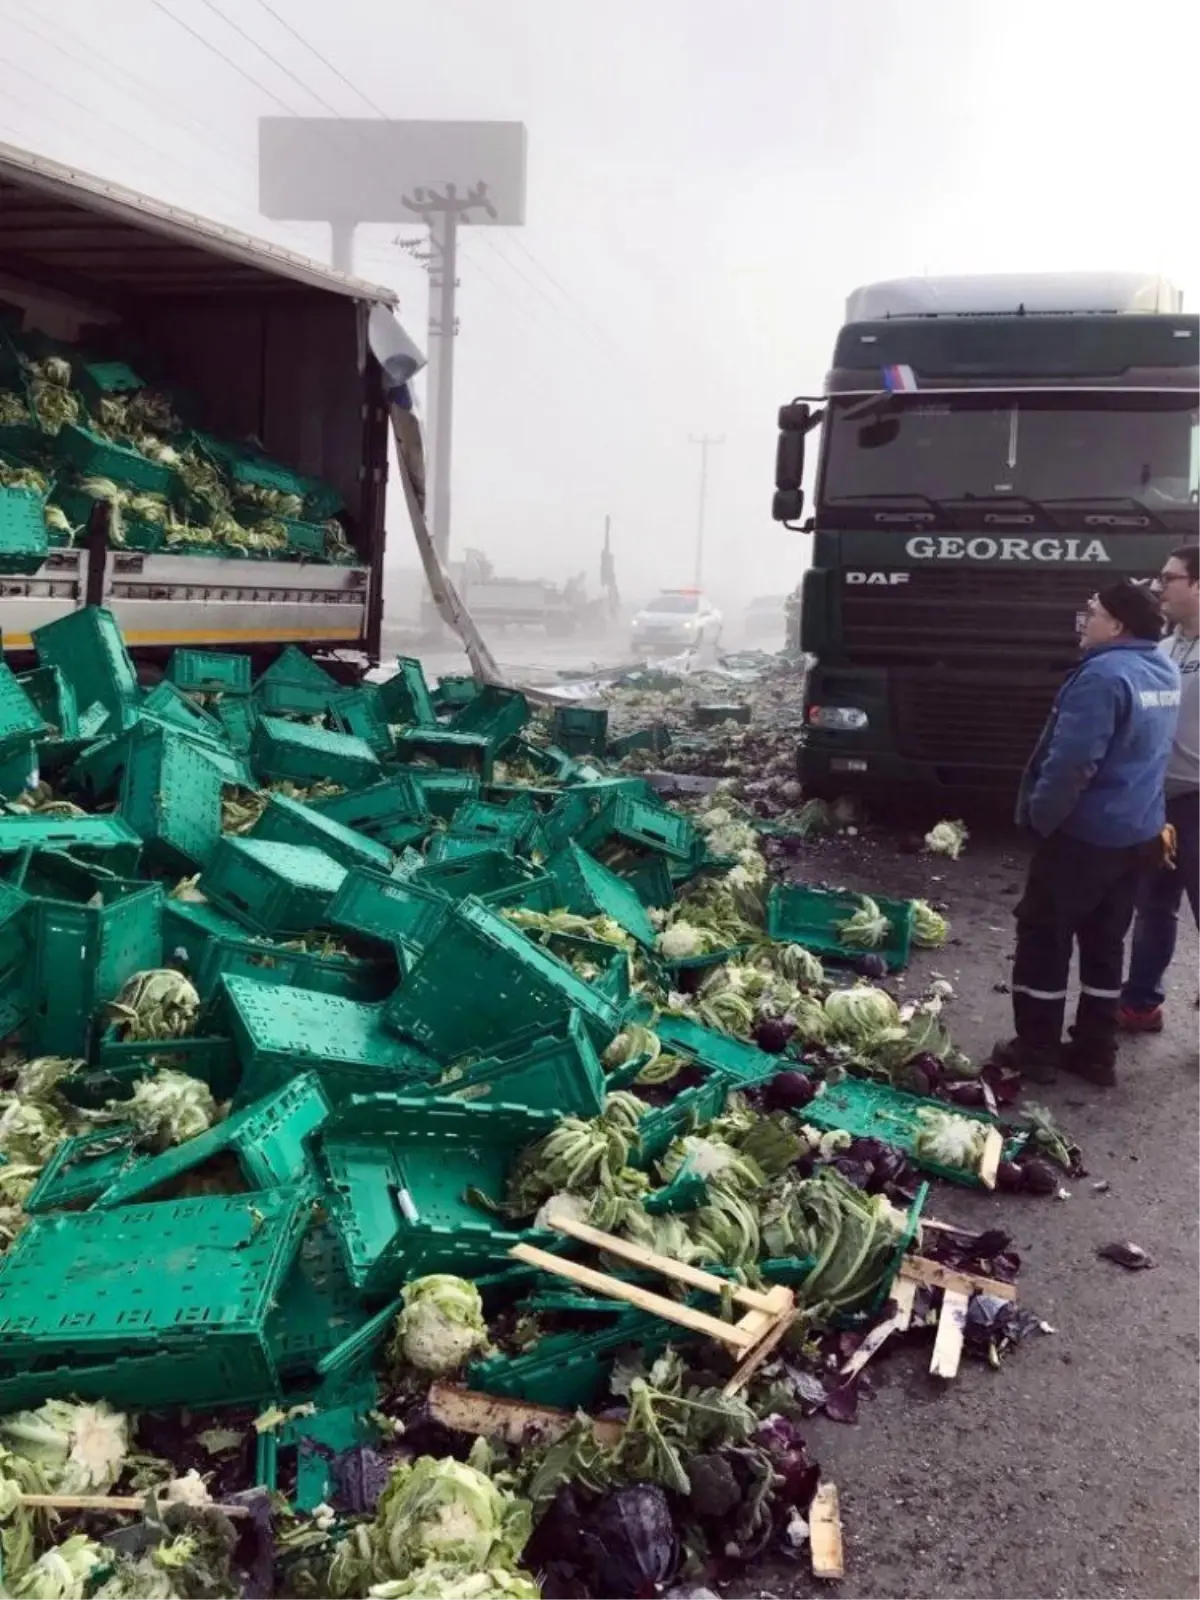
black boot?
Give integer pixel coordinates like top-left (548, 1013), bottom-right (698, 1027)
top-left (1060, 1038), bottom-right (1117, 1088)
top-left (990, 1036), bottom-right (1061, 1084)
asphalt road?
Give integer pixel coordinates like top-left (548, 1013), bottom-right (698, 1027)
top-left (737, 828), bottom-right (1199, 1600)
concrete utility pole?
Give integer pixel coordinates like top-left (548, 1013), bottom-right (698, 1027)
top-left (403, 182), bottom-right (496, 565)
top-left (689, 433), bottom-right (723, 588)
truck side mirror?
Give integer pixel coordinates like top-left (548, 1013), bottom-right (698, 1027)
top-left (775, 429), bottom-right (805, 493)
top-left (773, 487), bottom-right (805, 524)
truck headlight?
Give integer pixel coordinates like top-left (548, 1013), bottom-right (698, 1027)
top-left (808, 705), bottom-right (868, 731)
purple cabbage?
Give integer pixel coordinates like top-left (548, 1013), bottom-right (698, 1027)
top-left (577, 1484), bottom-right (679, 1599)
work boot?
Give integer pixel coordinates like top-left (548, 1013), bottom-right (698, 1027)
top-left (990, 1036), bottom-right (1060, 1084)
top-left (1060, 1040), bottom-right (1117, 1088)
top-left (1118, 1005), bottom-right (1164, 1034)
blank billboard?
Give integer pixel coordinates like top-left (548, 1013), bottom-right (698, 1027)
top-left (259, 119), bottom-right (527, 226)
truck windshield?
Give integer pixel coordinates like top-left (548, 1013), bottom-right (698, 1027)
top-left (820, 391), bottom-right (1199, 508)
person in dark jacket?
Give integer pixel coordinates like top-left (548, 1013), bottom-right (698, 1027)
top-left (1005, 579), bottom-right (1181, 1085)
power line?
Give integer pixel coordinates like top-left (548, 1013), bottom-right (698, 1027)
top-left (193, 0), bottom-right (344, 118)
top-left (689, 433), bottom-right (724, 588)
top-left (0, 1), bottom-right (314, 246)
top-left (148, 0), bottom-right (305, 114)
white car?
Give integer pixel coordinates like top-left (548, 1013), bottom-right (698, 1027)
top-left (630, 590), bottom-right (723, 654)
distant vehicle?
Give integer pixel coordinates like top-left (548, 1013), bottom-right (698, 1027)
top-left (742, 594), bottom-right (789, 643)
top-left (630, 589), bottom-right (722, 653)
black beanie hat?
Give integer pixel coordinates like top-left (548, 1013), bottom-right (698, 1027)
top-left (1094, 580), bottom-right (1163, 642)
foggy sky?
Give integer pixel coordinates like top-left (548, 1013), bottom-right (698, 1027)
top-left (2, 0), bottom-right (1197, 614)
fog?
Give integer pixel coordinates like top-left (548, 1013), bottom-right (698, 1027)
top-left (3, 0), bottom-right (1196, 624)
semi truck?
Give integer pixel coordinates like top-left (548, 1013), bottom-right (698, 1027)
top-left (0, 137), bottom-right (417, 671)
top-left (773, 272), bottom-right (1198, 795)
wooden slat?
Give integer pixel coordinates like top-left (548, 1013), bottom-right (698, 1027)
top-left (723, 1305), bottom-right (800, 1398)
top-left (809, 1482), bottom-right (845, 1580)
top-left (19, 1494), bottom-right (249, 1519)
top-left (930, 1287), bottom-right (971, 1379)
top-left (841, 1276), bottom-right (917, 1379)
top-left (508, 1243), bottom-right (756, 1348)
top-left (543, 1210), bottom-right (777, 1311)
top-left (428, 1383), bottom-right (624, 1448)
top-left (978, 1127), bottom-right (1003, 1190)
top-left (899, 1253), bottom-right (1016, 1302)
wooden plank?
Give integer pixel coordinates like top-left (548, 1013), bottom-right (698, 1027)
top-left (722, 1305), bottom-right (799, 1397)
top-left (427, 1383), bottom-right (624, 1449)
top-left (841, 1276), bottom-right (917, 1379)
top-left (809, 1482), bottom-right (844, 1580)
top-left (19, 1494), bottom-right (249, 1519)
top-left (978, 1127), bottom-right (1003, 1190)
top-left (543, 1210), bottom-right (777, 1312)
top-left (508, 1243), bottom-right (756, 1348)
top-left (929, 1287), bottom-right (971, 1379)
top-left (899, 1252), bottom-right (1017, 1302)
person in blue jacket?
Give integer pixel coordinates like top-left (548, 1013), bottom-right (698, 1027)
top-left (1006, 579), bottom-right (1181, 1086)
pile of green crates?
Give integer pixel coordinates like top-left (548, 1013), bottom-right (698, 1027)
top-left (0, 325), bottom-right (356, 565)
top-left (0, 606), bottom-right (1002, 1427)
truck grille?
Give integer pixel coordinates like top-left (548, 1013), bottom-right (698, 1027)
top-left (842, 568), bottom-right (1092, 658)
top-left (892, 671), bottom-right (1055, 768)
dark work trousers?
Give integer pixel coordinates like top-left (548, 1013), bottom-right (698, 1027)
top-left (1122, 791), bottom-right (1200, 1010)
top-left (1012, 832), bottom-right (1156, 1065)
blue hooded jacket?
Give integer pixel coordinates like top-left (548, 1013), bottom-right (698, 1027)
top-left (1017, 639), bottom-right (1181, 847)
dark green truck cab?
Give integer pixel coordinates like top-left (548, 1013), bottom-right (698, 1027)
top-left (773, 274), bottom-right (1199, 796)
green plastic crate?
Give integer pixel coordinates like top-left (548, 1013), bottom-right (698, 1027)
top-left (92, 1026), bottom-right (240, 1099)
top-left (32, 607), bottom-right (140, 731)
top-left (547, 841), bottom-right (658, 948)
top-left (265, 1221), bottom-right (375, 1383)
top-left (468, 1308), bottom-right (676, 1410)
top-left (0, 485), bottom-right (49, 575)
top-left (57, 1036), bottom-right (240, 1111)
top-left (0, 813), bottom-right (143, 875)
top-left (75, 360), bottom-right (143, 407)
top-left (580, 793), bottom-right (697, 863)
top-left (26, 878), bottom-right (163, 1057)
top-left (56, 423), bottom-right (174, 495)
top-left (95, 1073), bottom-right (331, 1209)
top-left (0, 741), bottom-right (37, 800)
top-left (766, 883), bottom-right (916, 972)
top-left (655, 1015), bottom-right (782, 1087)
top-left (383, 896), bottom-right (622, 1060)
top-left (402, 769), bottom-right (481, 820)
top-left (24, 1123), bottom-right (143, 1214)
top-left (14, 665), bottom-right (77, 741)
top-left (0, 879), bottom-right (31, 978)
top-left (448, 685), bottom-right (531, 750)
top-left (223, 974), bottom-right (440, 1106)
top-left (0, 1187), bottom-right (314, 1409)
top-left (376, 658), bottom-right (437, 728)
top-left (536, 930), bottom-right (632, 1009)
top-left (214, 694), bottom-right (257, 753)
top-left (451, 798), bottom-right (547, 855)
top-left (250, 793), bottom-right (392, 875)
top-left (435, 1010), bottom-right (607, 1119)
top-left (393, 727), bottom-right (494, 779)
top-left (163, 896), bottom-right (265, 976)
top-left (166, 648), bottom-right (253, 695)
top-left (200, 837), bottom-right (348, 937)
top-left (413, 851), bottom-right (558, 914)
top-left (119, 726), bottom-right (224, 871)
top-left (551, 705), bottom-right (609, 756)
top-left (326, 867), bottom-right (450, 965)
top-left (425, 831), bottom-right (515, 864)
top-left (254, 646), bottom-right (341, 717)
top-left (142, 679), bottom-right (226, 740)
top-left (196, 933), bottom-right (393, 1007)
top-left (0, 661), bottom-right (46, 757)
top-left (800, 1076), bottom-right (1024, 1189)
top-left (320, 1094), bottom-right (552, 1297)
top-left (606, 724), bottom-right (672, 760)
top-left (251, 715), bottom-right (380, 790)
top-left (633, 1069), bottom-right (735, 1163)
top-left (432, 674), bottom-right (479, 711)
top-left (330, 684), bottom-right (394, 757)
top-left (307, 772), bottom-right (427, 838)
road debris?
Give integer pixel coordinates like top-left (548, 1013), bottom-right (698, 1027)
top-left (0, 615), bottom-right (1077, 1597)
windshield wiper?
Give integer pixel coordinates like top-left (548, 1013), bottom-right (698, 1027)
top-left (1036, 496), bottom-right (1171, 532)
top-left (822, 492), bottom-right (957, 523)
